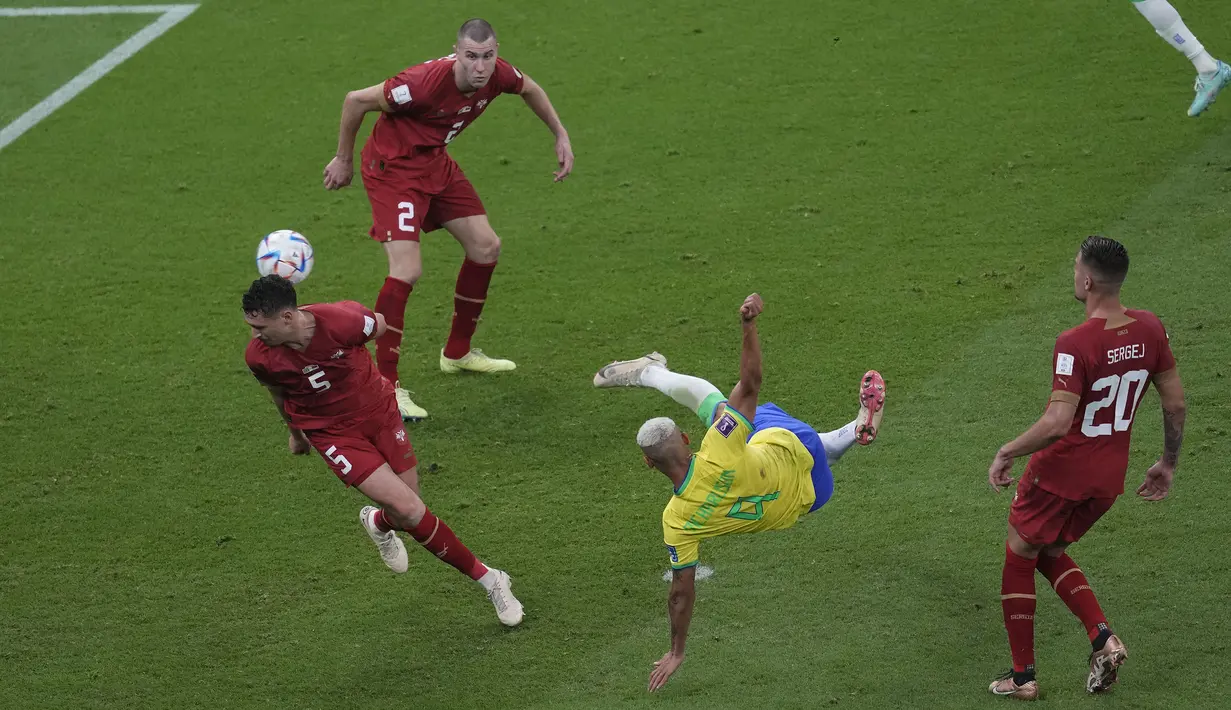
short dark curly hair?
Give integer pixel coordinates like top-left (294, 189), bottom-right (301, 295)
top-left (242, 275), bottom-right (297, 316)
top-left (1079, 235), bottom-right (1130, 285)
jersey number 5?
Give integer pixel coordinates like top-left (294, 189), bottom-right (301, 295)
top-left (308, 371), bottom-right (330, 391)
top-left (1081, 369), bottom-right (1149, 438)
top-left (324, 445), bottom-right (352, 475)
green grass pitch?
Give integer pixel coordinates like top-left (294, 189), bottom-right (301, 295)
top-left (1, 1), bottom-right (1229, 707)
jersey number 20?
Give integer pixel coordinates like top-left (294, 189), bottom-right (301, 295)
top-left (1082, 369), bottom-right (1149, 438)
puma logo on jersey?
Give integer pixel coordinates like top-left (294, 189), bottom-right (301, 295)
top-left (477, 99), bottom-right (488, 110)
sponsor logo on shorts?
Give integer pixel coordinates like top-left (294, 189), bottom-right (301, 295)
top-left (391, 84), bottom-right (411, 105)
top-left (1056, 353), bottom-right (1074, 376)
top-left (715, 413), bottom-right (738, 438)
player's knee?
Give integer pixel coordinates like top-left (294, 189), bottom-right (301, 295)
top-left (468, 233), bottom-right (501, 264)
top-left (384, 494), bottom-right (426, 528)
top-left (388, 259), bottom-right (423, 285)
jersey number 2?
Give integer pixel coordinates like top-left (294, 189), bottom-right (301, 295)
top-left (1081, 369), bottom-right (1149, 438)
top-left (397, 202), bottom-right (415, 233)
top-left (444, 121), bottom-right (466, 144)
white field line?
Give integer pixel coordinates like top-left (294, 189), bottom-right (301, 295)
top-left (0, 5), bottom-right (192, 16)
top-left (0, 4), bottom-right (199, 151)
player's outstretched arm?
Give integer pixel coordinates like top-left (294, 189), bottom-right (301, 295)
top-left (649, 566), bottom-right (696, 692)
top-left (1139, 367), bottom-right (1186, 501)
top-left (263, 383), bottom-right (310, 455)
top-left (518, 75), bottom-right (573, 181)
top-left (323, 83), bottom-right (389, 190)
top-left (988, 399), bottom-right (1076, 491)
top-left (726, 294), bottom-right (764, 424)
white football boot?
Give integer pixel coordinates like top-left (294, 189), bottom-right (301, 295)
top-left (360, 506), bottom-right (409, 573)
top-left (593, 352), bottom-right (667, 387)
top-left (394, 386), bottom-right (428, 421)
top-left (482, 569), bottom-right (525, 627)
top-left (440, 349), bottom-right (516, 374)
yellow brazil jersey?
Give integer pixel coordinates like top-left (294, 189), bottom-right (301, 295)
top-left (662, 407), bottom-right (816, 569)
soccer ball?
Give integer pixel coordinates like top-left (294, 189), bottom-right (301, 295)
top-left (256, 229), bottom-right (314, 284)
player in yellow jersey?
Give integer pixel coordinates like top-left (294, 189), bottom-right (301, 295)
top-left (593, 293), bottom-right (888, 691)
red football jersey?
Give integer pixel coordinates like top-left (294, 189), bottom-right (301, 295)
top-left (362, 54), bottom-right (525, 167)
top-left (245, 302), bottom-right (393, 430)
top-left (1026, 309), bottom-right (1176, 500)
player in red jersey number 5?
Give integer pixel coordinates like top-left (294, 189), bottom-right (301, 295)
top-left (243, 275), bottom-right (524, 627)
top-left (986, 236), bottom-right (1186, 700)
top-left (322, 18), bottom-right (574, 421)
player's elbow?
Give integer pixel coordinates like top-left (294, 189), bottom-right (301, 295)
top-left (1045, 417), bottom-right (1069, 440)
top-left (1163, 395), bottom-right (1187, 418)
top-left (344, 88), bottom-right (381, 113)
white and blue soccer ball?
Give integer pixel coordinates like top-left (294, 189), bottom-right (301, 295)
top-left (256, 229), bottom-right (314, 284)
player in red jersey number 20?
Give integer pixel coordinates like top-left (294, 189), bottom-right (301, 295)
top-left (243, 275), bottom-right (524, 627)
top-left (986, 236), bottom-right (1187, 700)
top-left (322, 18), bottom-right (574, 421)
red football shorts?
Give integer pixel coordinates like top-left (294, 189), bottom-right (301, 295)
top-left (1009, 474), bottom-right (1116, 545)
top-left (305, 397), bottom-right (417, 487)
top-left (360, 152), bottom-right (486, 243)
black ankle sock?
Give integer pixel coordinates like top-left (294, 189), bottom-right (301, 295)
top-left (1014, 665), bottom-right (1035, 685)
top-left (1092, 624), bottom-right (1113, 652)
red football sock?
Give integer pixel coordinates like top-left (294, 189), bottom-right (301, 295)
top-left (409, 509), bottom-right (488, 581)
top-left (1037, 552), bottom-right (1109, 641)
top-left (372, 509), bottom-right (395, 533)
top-left (442, 258), bottom-right (496, 360)
top-left (1001, 544), bottom-right (1039, 674)
top-left (375, 277), bottom-right (413, 383)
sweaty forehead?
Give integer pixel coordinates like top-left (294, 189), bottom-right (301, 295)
top-left (457, 38), bottom-right (497, 54)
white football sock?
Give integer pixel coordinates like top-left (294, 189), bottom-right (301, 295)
top-left (477, 567), bottom-right (499, 591)
top-left (819, 420), bottom-right (859, 464)
top-left (639, 366), bottom-right (721, 415)
top-left (1133, 0), bottom-right (1219, 74)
